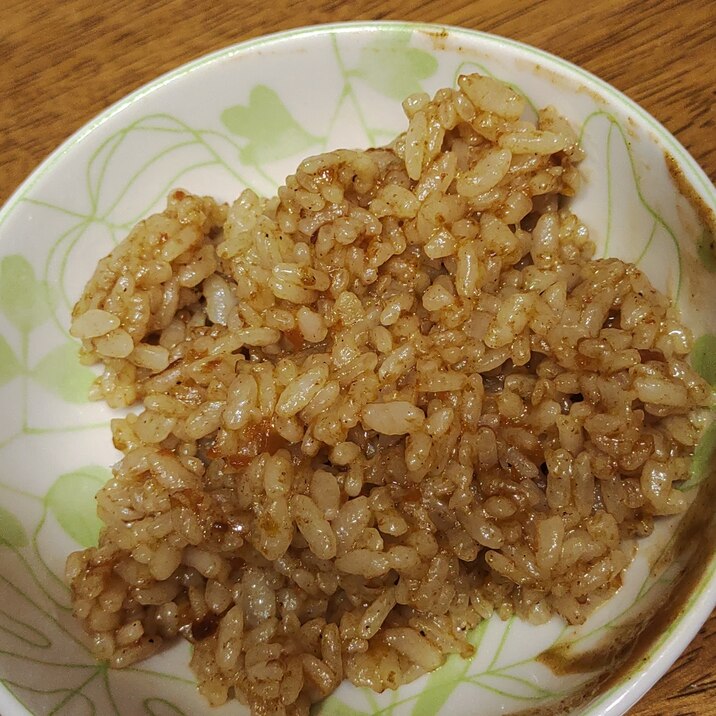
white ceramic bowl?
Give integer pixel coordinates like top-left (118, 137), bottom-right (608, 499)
top-left (0, 21), bottom-right (714, 716)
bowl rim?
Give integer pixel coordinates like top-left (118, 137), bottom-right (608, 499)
top-left (0, 19), bottom-right (713, 716)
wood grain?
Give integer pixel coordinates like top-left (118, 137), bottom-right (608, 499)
top-left (1, 1), bottom-right (714, 714)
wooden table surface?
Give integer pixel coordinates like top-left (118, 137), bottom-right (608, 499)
top-left (1, 0), bottom-right (714, 714)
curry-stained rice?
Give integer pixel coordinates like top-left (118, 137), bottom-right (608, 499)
top-left (66, 74), bottom-right (711, 715)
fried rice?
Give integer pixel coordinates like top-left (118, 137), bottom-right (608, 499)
top-left (66, 73), bottom-right (711, 715)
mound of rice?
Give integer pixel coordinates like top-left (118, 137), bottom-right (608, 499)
top-left (66, 74), bottom-right (711, 715)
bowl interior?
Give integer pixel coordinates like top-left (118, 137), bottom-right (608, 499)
top-left (0, 21), bottom-right (714, 716)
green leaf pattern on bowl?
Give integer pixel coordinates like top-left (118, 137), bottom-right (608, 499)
top-left (222, 85), bottom-right (323, 166)
top-left (45, 468), bottom-right (109, 549)
top-left (0, 506), bottom-right (29, 548)
top-left (352, 34), bottom-right (439, 100)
